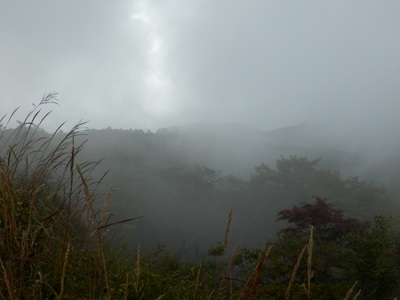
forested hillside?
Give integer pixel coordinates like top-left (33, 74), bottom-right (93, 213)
top-left (68, 124), bottom-right (400, 255)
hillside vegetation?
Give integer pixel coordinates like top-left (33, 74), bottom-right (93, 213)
top-left (73, 124), bottom-right (399, 254)
top-left (1, 96), bottom-right (399, 299)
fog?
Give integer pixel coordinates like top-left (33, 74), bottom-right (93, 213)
top-left (1, 1), bottom-right (400, 137)
top-left (2, 1), bottom-right (400, 256)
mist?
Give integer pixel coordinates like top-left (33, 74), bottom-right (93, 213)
top-left (1, 0), bottom-right (400, 257)
top-left (56, 122), bottom-right (396, 258)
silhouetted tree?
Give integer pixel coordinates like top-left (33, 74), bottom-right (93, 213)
top-left (267, 197), bottom-right (370, 298)
top-left (277, 196), bottom-right (370, 241)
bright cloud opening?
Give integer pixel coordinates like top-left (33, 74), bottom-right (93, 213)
top-left (132, 3), bottom-right (172, 116)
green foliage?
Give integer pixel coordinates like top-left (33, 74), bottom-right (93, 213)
top-left (207, 241), bottom-right (226, 257)
top-left (250, 156), bottom-right (394, 220)
top-left (347, 216), bottom-right (400, 299)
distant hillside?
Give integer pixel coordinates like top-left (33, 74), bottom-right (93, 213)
top-left (78, 121), bottom-right (400, 192)
top-left (3, 121), bottom-right (394, 182)
top-left (147, 122), bottom-right (368, 179)
top-left (68, 122), bottom-right (399, 253)
top-left (74, 121), bottom-right (400, 205)
top-left (3, 121), bottom-right (398, 254)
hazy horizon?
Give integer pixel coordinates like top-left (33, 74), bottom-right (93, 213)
top-left (1, 0), bottom-right (399, 139)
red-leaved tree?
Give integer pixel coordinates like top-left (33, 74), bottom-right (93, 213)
top-left (270, 197), bottom-right (372, 298)
top-left (277, 196), bottom-right (370, 241)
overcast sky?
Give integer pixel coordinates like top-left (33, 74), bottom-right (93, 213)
top-left (1, 0), bottom-right (399, 134)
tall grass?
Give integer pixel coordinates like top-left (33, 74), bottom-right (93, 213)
top-left (0, 94), bottom-right (119, 298)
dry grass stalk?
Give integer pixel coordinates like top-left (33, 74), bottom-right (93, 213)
top-left (229, 271), bottom-right (234, 300)
top-left (96, 229), bottom-right (111, 300)
top-left (214, 207), bottom-right (236, 300)
top-left (133, 244), bottom-right (144, 299)
top-left (217, 208), bottom-right (233, 272)
top-left (0, 256), bottom-right (15, 299)
top-left (240, 242), bottom-right (273, 300)
top-left (352, 289), bottom-right (361, 300)
top-left (96, 216), bottom-right (143, 230)
top-left (285, 244), bottom-right (307, 300)
top-left (101, 186), bottom-right (112, 224)
top-left (215, 243), bottom-right (241, 300)
top-left (344, 281), bottom-right (360, 300)
top-left (77, 164), bottom-right (95, 226)
top-left (0, 162), bottom-right (19, 247)
top-left (193, 264), bottom-right (202, 300)
top-left (207, 289), bottom-right (215, 300)
top-left (61, 144), bottom-right (76, 257)
top-left (123, 272), bottom-right (129, 300)
top-left (59, 242), bottom-right (71, 299)
top-left (224, 207), bottom-right (233, 251)
top-left (307, 226), bottom-right (314, 299)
